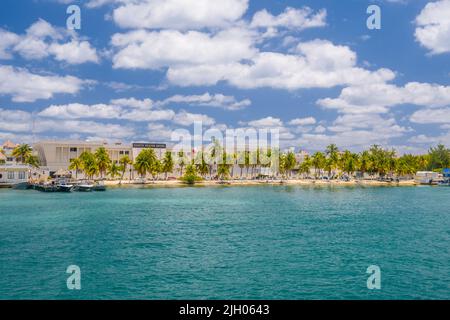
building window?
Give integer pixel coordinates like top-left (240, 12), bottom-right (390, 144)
top-left (7, 172), bottom-right (14, 180)
top-left (70, 147), bottom-right (78, 152)
top-left (18, 171), bottom-right (26, 180)
top-left (125, 151), bottom-right (129, 155)
top-left (119, 151), bottom-right (124, 155)
top-left (6, 157), bottom-right (14, 162)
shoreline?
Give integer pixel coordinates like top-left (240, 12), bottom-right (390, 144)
top-left (103, 179), bottom-right (419, 187)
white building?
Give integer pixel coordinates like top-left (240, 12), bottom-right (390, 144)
top-left (0, 164), bottom-right (29, 186)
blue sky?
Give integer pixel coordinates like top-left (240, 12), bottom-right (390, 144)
top-left (0, 0), bottom-right (450, 153)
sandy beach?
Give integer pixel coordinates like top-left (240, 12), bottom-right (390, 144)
top-left (103, 178), bottom-right (418, 187)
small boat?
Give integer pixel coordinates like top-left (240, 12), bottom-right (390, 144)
top-left (57, 184), bottom-right (74, 192)
top-left (12, 182), bottom-right (32, 190)
top-left (75, 184), bottom-right (94, 192)
top-left (56, 179), bottom-right (74, 192)
top-left (34, 183), bottom-right (59, 192)
top-left (92, 182), bottom-right (106, 191)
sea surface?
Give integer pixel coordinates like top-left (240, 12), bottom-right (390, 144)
top-left (0, 185), bottom-right (449, 299)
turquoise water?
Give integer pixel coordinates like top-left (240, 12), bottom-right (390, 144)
top-left (0, 185), bottom-right (449, 300)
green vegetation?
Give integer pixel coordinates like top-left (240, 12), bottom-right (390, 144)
top-left (40, 143), bottom-right (450, 181)
top-left (11, 144), bottom-right (40, 167)
top-left (181, 163), bottom-right (202, 185)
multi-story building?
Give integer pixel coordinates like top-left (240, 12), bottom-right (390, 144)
top-left (33, 140), bottom-right (168, 177)
top-left (0, 140), bottom-right (18, 164)
top-left (0, 141), bottom-right (30, 186)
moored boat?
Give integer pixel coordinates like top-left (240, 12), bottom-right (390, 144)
top-left (57, 184), bottom-right (74, 192)
top-left (74, 184), bottom-right (94, 192)
top-left (12, 182), bottom-right (32, 190)
top-left (92, 181), bottom-right (106, 191)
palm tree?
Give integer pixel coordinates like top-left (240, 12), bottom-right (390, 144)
top-left (108, 162), bottom-right (121, 179)
top-left (12, 144), bottom-right (32, 163)
top-left (69, 157), bottom-right (83, 180)
top-left (196, 152), bottom-right (210, 179)
top-left (325, 144), bottom-right (339, 178)
top-left (162, 151), bottom-right (174, 180)
top-left (150, 159), bottom-right (162, 181)
top-left (209, 138), bottom-right (222, 179)
top-left (359, 150), bottom-right (371, 179)
top-left (311, 151), bottom-right (325, 178)
top-left (80, 151), bottom-right (99, 179)
top-left (134, 148), bottom-right (157, 178)
top-left (95, 147), bottom-right (112, 179)
top-left (285, 151), bottom-right (297, 178)
top-left (177, 150), bottom-right (186, 176)
top-left (299, 155), bottom-right (312, 178)
top-left (217, 152), bottom-right (231, 180)
top-left (118, 155), bottom-right (132, 182)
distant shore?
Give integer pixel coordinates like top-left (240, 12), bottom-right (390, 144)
top-left (103, 179), bottom-right (419, 187)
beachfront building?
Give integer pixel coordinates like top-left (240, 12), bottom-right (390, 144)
top-left (0, 164), bottom-right (29, 187)
top-left (0, 140), bottom-right (19, 164)
top-left (415, 171), bottom-right (440, 184)
top-left (33, 140), bottom-right (168, 178)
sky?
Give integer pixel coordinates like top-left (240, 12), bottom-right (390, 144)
top-left (0, 0), bottom-right (450, 153)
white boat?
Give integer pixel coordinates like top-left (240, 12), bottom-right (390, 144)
top-left (74, 181), bottom-right (94, 192)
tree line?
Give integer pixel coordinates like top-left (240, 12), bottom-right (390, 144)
top-left (4, 143), bottom-right (450, 182)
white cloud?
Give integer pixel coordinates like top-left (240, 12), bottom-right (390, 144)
top-left (48, 40), bottom-right (99, 64)
top-left (0, 65), bottom-right (89, 102)
top-left (112, 0), bottom-right (248, 30)
top-left (111, 28), bottom-right (256, 69)
top-left (0, 107), bottom-right (134, 139)
top-left (172, 110), bottom-right (215, 126)
top-left (251, 7), bottom-right (326, 31)
top-left (248, 116), bottom-right (283, 127)
top-left (0, 19), bottom-right (99, 64)
top-left (409, 132), bottom-right (450, 145)
top-left (38, 103), bottom-right (122, 120)
top-left (318, 82), bottom-right (450, 114)
top-left (110, 97), bottom-right (153, 109)
top-left (288, 117), bottom-right (316, 126)
top-left (0, 30), bottom-right (20, 59)
top-left (410, 107), bottom-right (450, 124)
top-left (167, 40), bottom-right (394, 89)
top-left (160, 93), bottom-right (251, 110)
top-left (38, 101), bottom-right (175, 122)
top-left (415, 0), bottom-right (450, 54)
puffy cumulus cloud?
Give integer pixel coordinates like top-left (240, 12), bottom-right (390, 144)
top-left (415, 0), bottom-right (450, 54)
top-left (108, 3), bottom-right (388, 92)
top-left (251, 7), bottom-right (326, 31)
top-left (247, 116), bottom-right (283, 128)
top-left (160, 93), bottom-right (251, 110)
top-left (37, 97), bottom-right (223, 128)
top-left (112, 0), bottom-right (249, 30)
top-left (146, 123), bottom-right (174, 141)
top-left (167, 40), bottom-right (394, 89)
top-left (110, 97), bottom-right (153, 109)
top-left (0, 30), bottom-right (20, 59)
top-left (38, 101), bottom-right (175, 122)
top-left (0, 19), bottom-right (99, 64)
top-left (172, 110), bottom-right (215, 126)
top-left (0, 108), bottom-right (33, 132)
top-left (48, 40), bottom-right (99, 64)
top-left (111, 28), bottom-right (256, 69)
top-left (292, 113), bottom-right (410, 151)
top-left (0, 65), bottom-right (89, 102)
top-left (410, 107), bottom-right (450, 124)
top-left (38, 103), bottom-right (123, 120)
top-left (409, 132), bottom-right (450, 145)
top-left (0, 108), bottom-right (135, 140)
top-left (318, 82), bottom-right (450, 114)
top-left (288, 117), bottom-right (316, 126)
